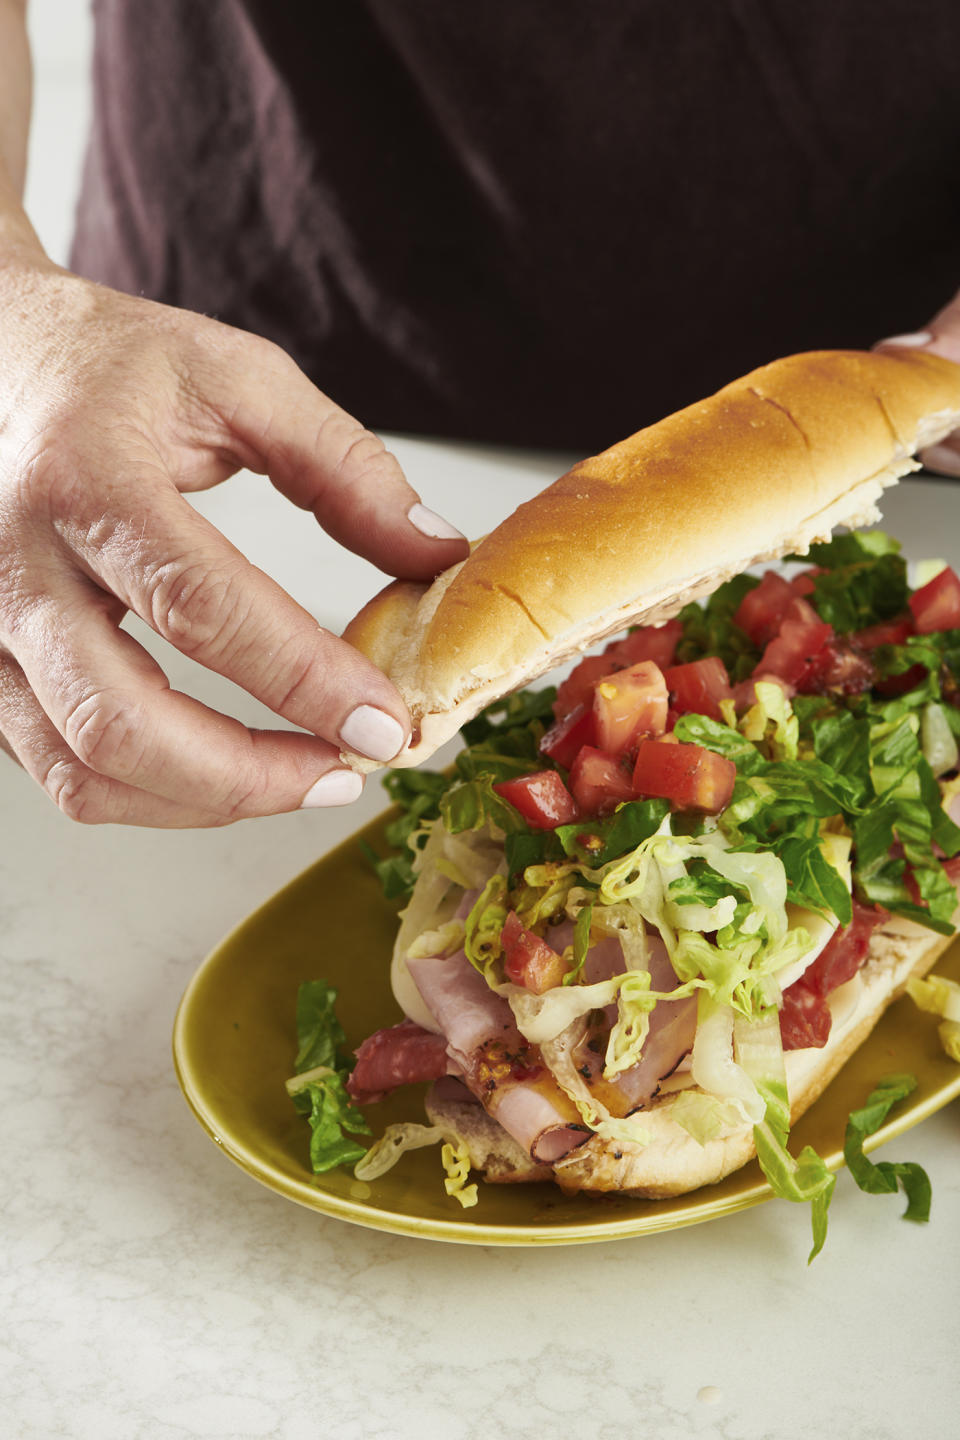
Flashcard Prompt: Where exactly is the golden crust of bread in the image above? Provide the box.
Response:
[342,349,960,771]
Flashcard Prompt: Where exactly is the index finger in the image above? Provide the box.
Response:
[71,480,414,764]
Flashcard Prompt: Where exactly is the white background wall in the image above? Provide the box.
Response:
[24,0,94,264]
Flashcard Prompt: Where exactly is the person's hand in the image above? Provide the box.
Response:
[877,292,960,476]
[0,252,468,826]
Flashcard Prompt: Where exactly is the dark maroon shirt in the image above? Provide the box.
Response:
[72,0,960,450]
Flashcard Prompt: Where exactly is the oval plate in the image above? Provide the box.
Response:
[173,811,960,1245]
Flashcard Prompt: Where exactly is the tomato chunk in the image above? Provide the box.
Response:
[539,703,597,768]
[631,739,736,813]
[779,983,832,1050]
[909,565,960,634]
[804,639,876,695]
[734,570,795,646]
[663,656,733,722]
[553,655,615,720]
[756,597,833,688]
[494,771,579,829]
[592,661,669,755]
[605,619,683,671]
[789,568,823,599]
[501,911,568,993]
[569,745,635,816]
[853,616,914,649]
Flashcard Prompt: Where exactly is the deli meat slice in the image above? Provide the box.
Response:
[550,926,697,1113]
[406,951,517,1056]
[407,950,587,1161]
[347,1018,449,1103]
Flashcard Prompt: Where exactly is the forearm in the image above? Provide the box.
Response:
[0,0,45,257]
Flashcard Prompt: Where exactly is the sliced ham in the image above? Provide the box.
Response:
[346,1018,449,1103]
[556,928,697,1114]
[407,951,517,1056]
[408,949,587,1162]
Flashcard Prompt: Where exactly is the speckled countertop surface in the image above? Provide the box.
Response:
[1,443,958,1440]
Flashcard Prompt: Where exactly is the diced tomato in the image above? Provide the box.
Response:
[853,616,914,649]
[553,655,616,721]
[943,854,960,885]
[539,703,597,768]
[663,656,733,722]
[605,619,683,671]
[804,639,876,695]
[874,663,928,699]
[501,911,568,993]
[569,745,635,816]
[909,565,960,634]
[733,570,795,646]
[800,899,888,997]
[789,567,825,598]
[632,739,736,813]
[780,983,832,1050]
[592,660,669,755]
[494,771,579,830]
[756,597,833,688]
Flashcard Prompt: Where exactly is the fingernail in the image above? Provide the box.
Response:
[300,769,364,808]
[877,330,933,348]
[407,502,466,542]
[919,443,960,477]
[338,704,405,762]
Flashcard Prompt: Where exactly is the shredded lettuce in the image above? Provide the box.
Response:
[690,993,764,1126]
[907,974,960,1061]
[603,971,657,1077]
[353,1122,479,1207]
[406,918,466,961]
[753,1119,836,1263]
[564,901,595,984]
[669,1089,750,1144]
[295,1073,371,1174]
[463,874,509,975]
[808,549,908,635]
[598,828,817,1017]
[287,980,372,1173]
[921,702,960,777]
[842,1074,931,1221]
[738,681,800,761]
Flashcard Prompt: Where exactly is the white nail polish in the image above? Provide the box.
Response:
[407,502,466,542]
[877,331,933,348]
[339,704,405,762]
[300,769,364,808]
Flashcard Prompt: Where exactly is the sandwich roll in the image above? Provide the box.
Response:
[308,348,960,1244]
[343,349,960,772]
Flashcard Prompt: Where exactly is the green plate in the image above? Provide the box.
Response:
[173,811,960,1245]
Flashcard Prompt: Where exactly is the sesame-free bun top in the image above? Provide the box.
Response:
[344,349,960,769]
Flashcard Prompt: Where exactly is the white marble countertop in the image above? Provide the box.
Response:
[1,439,958,1440]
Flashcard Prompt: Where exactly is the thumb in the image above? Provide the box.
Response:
[212,335,470,578]
[876,294,960,477]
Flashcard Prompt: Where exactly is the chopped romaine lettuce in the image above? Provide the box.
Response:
[842,1074,931,1221]
[288,980,372,1173]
